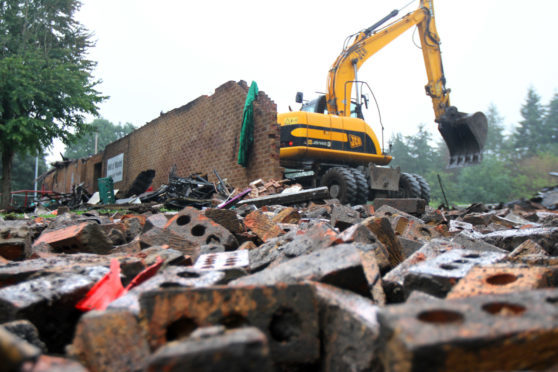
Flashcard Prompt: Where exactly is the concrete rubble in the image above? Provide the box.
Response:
[0,190,558,371]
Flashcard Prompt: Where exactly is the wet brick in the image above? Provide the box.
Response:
[243,209,284,242]
[447,265,556,299]
[313,282,381,371]
[204,208,244,233]
[382,239,461,302]
[378,288,558,371]
[231,244,383,302]
[403,249,506,298]
[145,326,272,372]
[0,267,108,353]
[165,207,238,250]
[68,309,150,372]
[32,222,113,255]
[108,266,225,315]
[330,204,362,231]
[0,221,33,261]
[0,325,41,372]
[139,283,319,364]
[373,198,426,215]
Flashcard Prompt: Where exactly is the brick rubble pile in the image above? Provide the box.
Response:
[1,196,558,371]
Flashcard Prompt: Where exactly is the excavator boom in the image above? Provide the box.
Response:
[326,0,487,166]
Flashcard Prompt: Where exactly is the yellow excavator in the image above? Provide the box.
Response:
[278,0,487,205]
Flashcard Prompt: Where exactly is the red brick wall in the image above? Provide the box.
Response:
[43,81,282,195]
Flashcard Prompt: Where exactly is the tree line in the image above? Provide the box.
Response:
[389,88,558,206]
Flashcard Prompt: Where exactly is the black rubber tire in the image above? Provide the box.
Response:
[321,167,357,205]
[413,173,431,203]
[349,167,369,205]
[399,173,422,199]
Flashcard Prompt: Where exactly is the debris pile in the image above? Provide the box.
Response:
[1,194,558,371]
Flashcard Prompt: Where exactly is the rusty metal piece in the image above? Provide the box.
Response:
[68,309,150,372]
[139,283,319,364]
[32,222,113,255]
[144,326,272,372]
[378,288,558,371]
[447,265,556,299]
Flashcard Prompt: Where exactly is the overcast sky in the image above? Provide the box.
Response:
[49,0,558,161]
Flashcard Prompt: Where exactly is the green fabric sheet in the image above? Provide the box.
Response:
[237,81,259,167]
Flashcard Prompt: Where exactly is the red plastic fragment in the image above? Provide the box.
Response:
[125,256,164,291]
[76,256,163,312]
[75,259,125,312]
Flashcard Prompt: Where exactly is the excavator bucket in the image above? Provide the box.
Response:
[437,109,488,167]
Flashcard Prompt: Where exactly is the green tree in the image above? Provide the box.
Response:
[0,152,48,190]
[389,124,438,176]
[0,0,105,208]
[484,104,506,157]
[64,118,135,159]
[457,158,515,204]
[543,92,558,155]
[512,88,546,158]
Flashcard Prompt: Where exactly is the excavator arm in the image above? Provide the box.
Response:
[326,0,487,167]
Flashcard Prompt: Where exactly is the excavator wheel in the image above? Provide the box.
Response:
[413,174,431,203]
[321,167,357,205]
[398,173,422,199]
[349,167,369,205]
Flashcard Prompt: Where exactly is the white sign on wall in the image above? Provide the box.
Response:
[106,153,124,182]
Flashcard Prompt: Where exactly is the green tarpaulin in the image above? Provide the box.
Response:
[237,81,259,167]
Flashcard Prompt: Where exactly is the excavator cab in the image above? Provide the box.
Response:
[437,107,488,167]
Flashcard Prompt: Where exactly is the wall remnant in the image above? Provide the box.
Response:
[42,80,281,195]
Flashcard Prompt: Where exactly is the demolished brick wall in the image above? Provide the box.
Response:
[43,153,103,194]
[42,81,281,194]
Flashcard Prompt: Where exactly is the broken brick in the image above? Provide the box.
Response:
[68,309,150,372]
[231,244,384,302]
[447,265,556,299]
[243,209,284,242]
[0,221,33,261]
[403,249,506,298]
[204,208,244,233]
[271,207,301,224]
[330,204,362,231]
[139,283,319,364]
[373,198,426,215]
[0,326,41,372]
[165,207,238,250]
[313,282,381,372]
[0,267,108,353]
[144,326,272,372]
[378,288,558,371]
[32,222,113,255]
